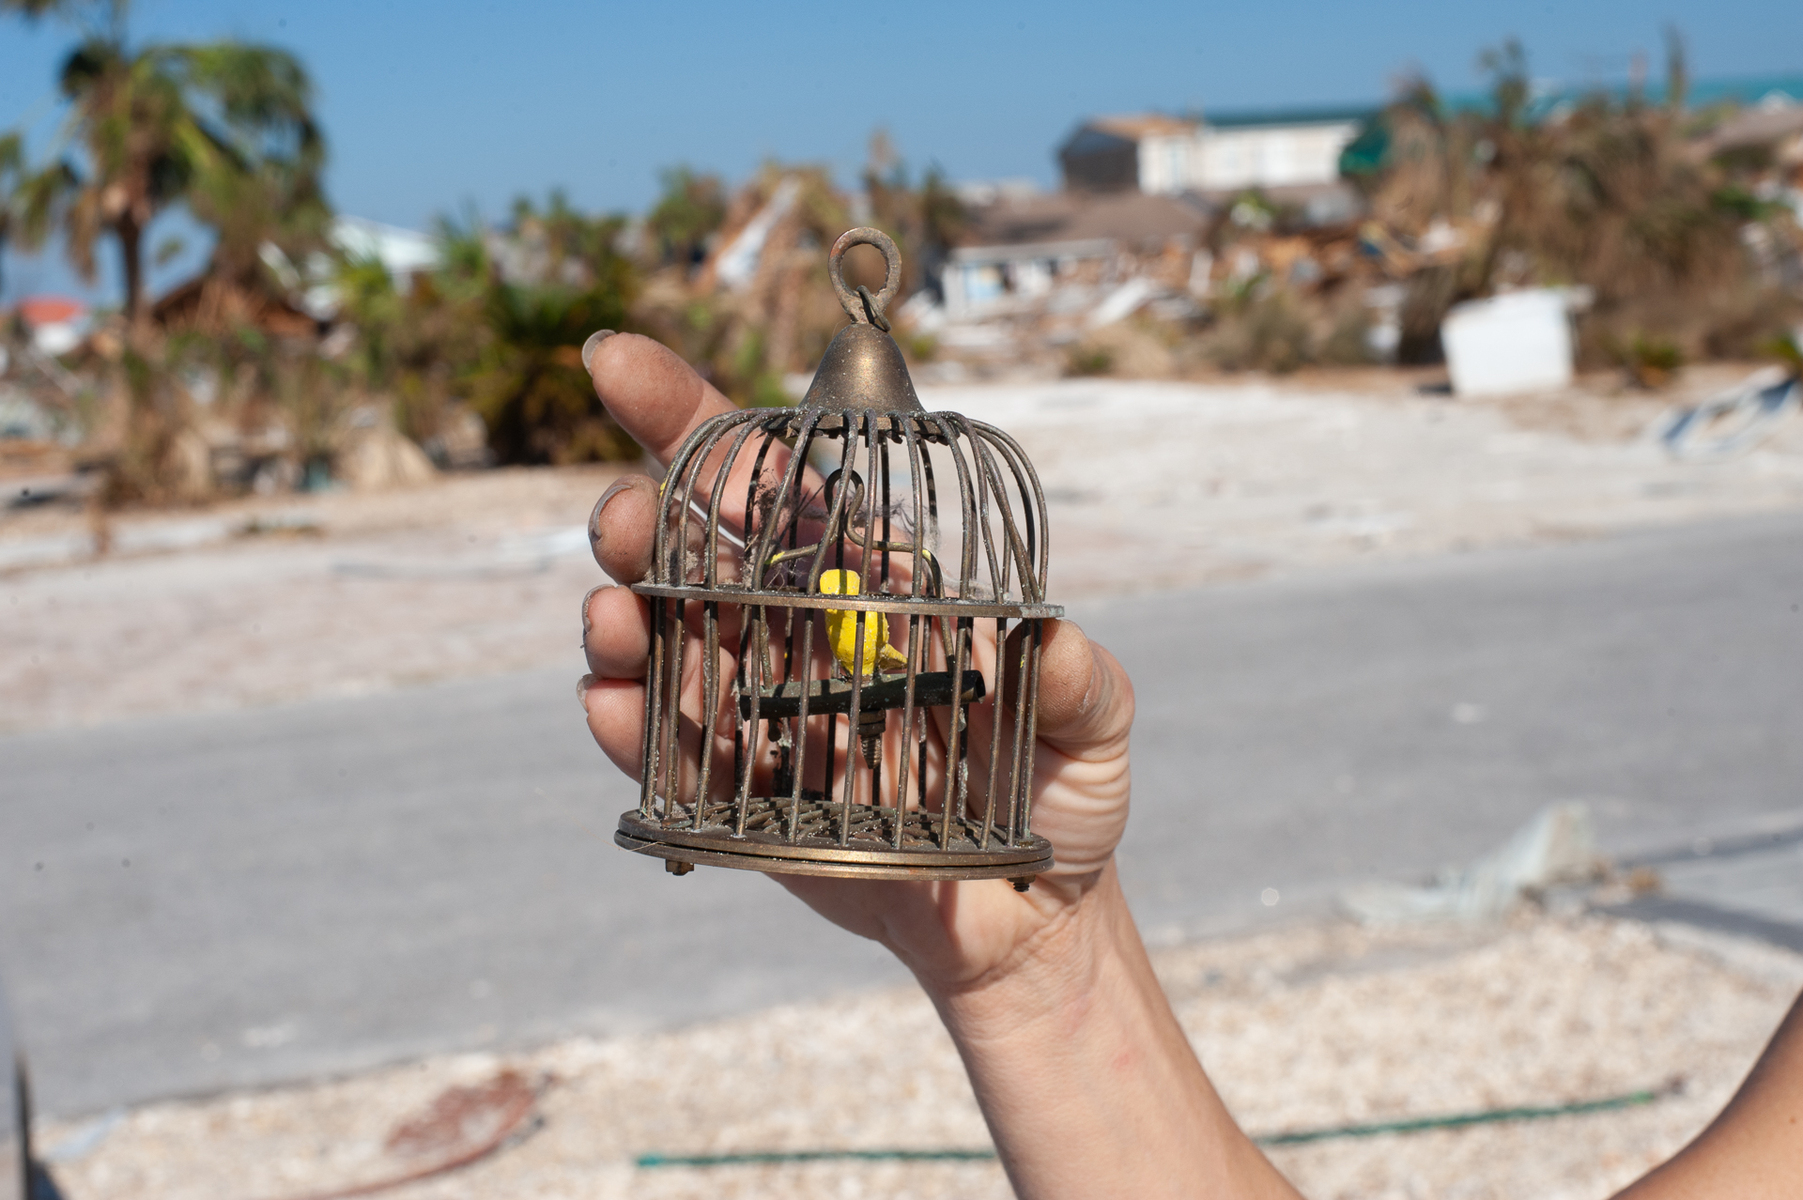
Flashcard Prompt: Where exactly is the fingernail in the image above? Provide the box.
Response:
[581,584,607,641]
[577,672,597,712]
[581,329,617,374]
[589,478,633,545]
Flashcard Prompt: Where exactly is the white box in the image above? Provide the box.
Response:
[1440,289,1574,396]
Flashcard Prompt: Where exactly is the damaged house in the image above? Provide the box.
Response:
[920,188,1210,358]
[1058,107,1372,223]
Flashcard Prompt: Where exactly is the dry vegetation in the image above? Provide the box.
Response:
[1190,39,1803,376]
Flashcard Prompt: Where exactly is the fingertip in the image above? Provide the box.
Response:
[1032,619,1133,754]
[1034,617,1094,710]
[587,333,737,464]
[585,584,652,679]
[580,329,616,374]
[589,474,658,583]
[586,676,648,779]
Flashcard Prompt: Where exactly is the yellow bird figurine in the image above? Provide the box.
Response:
[818,569,908,677]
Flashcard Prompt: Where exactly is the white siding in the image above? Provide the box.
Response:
[1190,121,1360,191]
[1136,134,1195,195]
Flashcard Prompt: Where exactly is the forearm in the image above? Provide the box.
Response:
[921,862,1301,1200]
[1615,990,1803,1198]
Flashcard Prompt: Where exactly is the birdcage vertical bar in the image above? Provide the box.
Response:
[973,437,1023,596]
[835,413,879,843]
[840,609,866,846]
[693,598,720,829]
[788,610,817,842]
[888,417,929,846]
[860,411,882,802]
[981,614,1007,850]
[929,414,980,596]
[971,436,1029,603]
[730,423,782,834]
[974,422,1050,598]
[662,597,687,820]
[756,413,821,838]
[892,613,924,847]
[1006,620,1033,847]
[675,423,734,583]
[878,423,893,590]
[735,606,765,835]
[940,616,971,850]
[969,431,1007,606]
[917,422,940,584]
[822,677,839,822]
[931,414,980,851]
[1018,617,1045,841]
[740,425,780,569]
[799,425,860,827]
[640,593,667,817]
[747,409,821,590]
[693,418,753,825]
[651,413,738,577]
[703,420,760,585]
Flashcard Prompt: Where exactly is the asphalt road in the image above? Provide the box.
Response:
[3,511,1801,1115]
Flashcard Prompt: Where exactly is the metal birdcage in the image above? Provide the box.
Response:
[615,229,1063,887]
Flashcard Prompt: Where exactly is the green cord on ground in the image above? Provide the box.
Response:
[1253,1086,1668,1146]
[634,1083,1677,1168]
[637,1147,998,1168]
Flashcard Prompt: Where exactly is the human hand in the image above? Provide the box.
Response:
[578,332,1135,997]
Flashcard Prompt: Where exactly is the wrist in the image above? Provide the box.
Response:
[918,859,1135,1044]
[912,862,1300,1199]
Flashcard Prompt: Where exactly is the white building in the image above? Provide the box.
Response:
[1060,108,1371,198]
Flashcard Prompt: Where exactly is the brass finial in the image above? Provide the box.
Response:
[800,228,923,413]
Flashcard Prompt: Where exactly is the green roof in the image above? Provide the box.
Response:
[1203,105,1377,129]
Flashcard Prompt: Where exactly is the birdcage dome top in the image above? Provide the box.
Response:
[637,228,1059,619]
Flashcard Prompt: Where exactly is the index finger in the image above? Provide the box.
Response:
[584,330,850,583]
[585,331,739,467]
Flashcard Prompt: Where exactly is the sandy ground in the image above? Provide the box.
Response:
[0,467,626,734]
[4,366,1802,734]
[36,912,1803,1200]
[947,366,1803,595]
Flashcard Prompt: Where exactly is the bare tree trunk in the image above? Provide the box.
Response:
[117,216,144,329]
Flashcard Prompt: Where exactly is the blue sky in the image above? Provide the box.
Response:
[3,0,1800,306]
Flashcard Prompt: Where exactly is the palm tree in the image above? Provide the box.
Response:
[5,0,325,327]
[0,131,23,299]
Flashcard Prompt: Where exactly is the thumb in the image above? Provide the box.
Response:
[1012,619,1134,761]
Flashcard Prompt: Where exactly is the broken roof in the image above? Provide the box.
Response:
[1695,98,1803,156]
[1068,107,1376,144]
[15,296,86,327]
[959,191,1209,255]
[1085,113,1200,140]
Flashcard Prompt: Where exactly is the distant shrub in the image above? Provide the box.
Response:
[1209,290,1313,374]
[1318,305,1377,367]
[1620,334,1685,388]
[1066,345,1114,376]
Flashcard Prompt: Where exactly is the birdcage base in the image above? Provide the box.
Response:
[616,798,1054,881]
